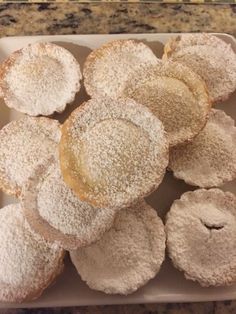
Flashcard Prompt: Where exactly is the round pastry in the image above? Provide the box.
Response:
[169,109,236,188]
[0,203,64,303]
[163,34,236,103]
[166,189,236,287]
[70,201,166,295]
[0,42,82,116]
[164,33,232,55]
[59,97,169,209]
[0,116,60,197]
[21,156,118,250]
[123,61,210,146]
[83,39,159,98]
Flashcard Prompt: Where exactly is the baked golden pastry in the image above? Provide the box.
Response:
[0,203,64,303]
[0,116,60,197]
[123,61,210,146]
[166,189,236,287]
[60,97,169,209]
[21,156,118,250]
[163,34,236,103]
[83,39,159,98]
[0,42,82,116]
[169,109,236,188]
[70,201,165,295]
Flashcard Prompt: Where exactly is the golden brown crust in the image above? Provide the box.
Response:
[123,61,211,146]
[163,34,236,104]
[60,97,169,209]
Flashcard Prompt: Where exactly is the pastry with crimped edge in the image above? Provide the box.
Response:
[0,42,82,116]
[21,156,118,250]
[83,39,159,98]
[163,34,236,103]
[70,200,165,295]
[0,203,64,303]
[166,189,236,287]
[123,61,211,146]
[59,97,169,209]
[0,116,60,197]
[169,109,236,188]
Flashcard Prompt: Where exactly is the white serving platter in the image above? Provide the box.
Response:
[0,33,235,308]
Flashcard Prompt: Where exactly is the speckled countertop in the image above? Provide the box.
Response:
[0,3,235,37]
[0,2,236,314]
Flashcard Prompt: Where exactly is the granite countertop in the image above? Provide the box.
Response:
[0,3,235,37]
[0,2,236,314]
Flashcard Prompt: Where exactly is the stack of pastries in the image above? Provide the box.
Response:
[0,33,235,303]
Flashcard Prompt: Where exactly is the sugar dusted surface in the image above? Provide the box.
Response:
[0,116,60,196]
[169,109,236,188]
[2,42,82,116]
[80,119,151,192]
[166,189,236,287]
[0,204,63,299]
[123,61,210,146]
[70,201,166,295]
[168,33,231,52]
[36,161,117,241]
[60,97,169,208]
[166,41,236,103]
[84,39,159,98]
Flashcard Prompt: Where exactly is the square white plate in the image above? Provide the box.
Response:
[0,33,235,308]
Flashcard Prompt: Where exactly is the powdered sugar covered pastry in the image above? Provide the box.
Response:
[166,189,236,287]
[0,116,60,197]
[169,109,236,188]
[21,156,118,250]
[164,33,232,54]
[123,61,210,146]
[0,42,82,116]
[0,203,64,303]
[60,97,169,209]
[83,39,159,98]
[70,201,165,295]
[163,34,236,103]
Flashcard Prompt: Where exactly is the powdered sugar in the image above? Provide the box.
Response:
[0,116,60,196]
[0,203,64,302]
[21,157,118,249]
[70,201,166,295]
[166,189,236,287]
[84,39,160,98]
[60,97,169,209]
[169,109,236,187]
[123,61,210,146]
[164,35,236,103]
[166,33,232,53]
[1,42,82,116]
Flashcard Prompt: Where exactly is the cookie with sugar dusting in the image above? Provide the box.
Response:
[164,33,231,54]
[59,97,169,209]
[0,116,60,197]
[163,34,236,103]
[166,189,236,287]
[70,200,165,295]
[0,203,64,303]
[83,39,159,98]
[169,109,236,188]
[123,61,210,146]
[0,42,82,116]
[21,156,118,250]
